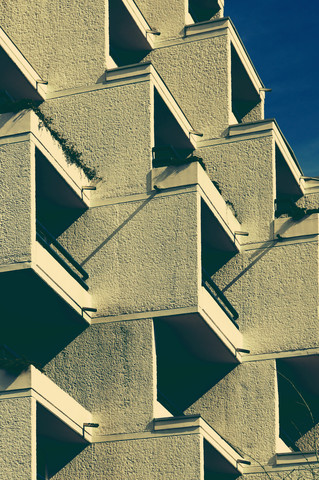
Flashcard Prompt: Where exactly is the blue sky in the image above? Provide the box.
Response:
[225,1,319,176]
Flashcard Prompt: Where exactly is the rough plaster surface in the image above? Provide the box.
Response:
[0,396,35,480]
[42,82,152,198]
[147,35,230,138]
[0,141,32,265]
[297,193,319,210]
[58,191,199,316]
[135,0,186,41]
[0,0,106,90]
[52,434,202,480]
[213,241,319,355]
[44,319,155,435]
[197,135,275,243]
[186,360,277,463]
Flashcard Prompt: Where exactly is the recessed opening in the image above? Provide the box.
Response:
[37,403,87,479]
[0,46,42,103]
[204,440,240,480]
[36,148,89,287]
[277,356,319,452]
[154,314,237,415]
[152,89,194,167]
[201,199,238,324]
[275,146,303,218]
[231,45,261,123]
[36,148,87,238]
[188,0,221,23]
[109,0,151,67]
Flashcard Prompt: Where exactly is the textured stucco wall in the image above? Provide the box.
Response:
[197,135,275,243]
[57,190,199,316]
[0,396,36,480]
[0,0,106,90]
[41,81,152,198]
[51,434,202,480]
[186,360,278,463]
[44,319,155,435]
[0,141,33,265]
[147,34,230,138]
[213,241,319,355]
[135,0,186,41]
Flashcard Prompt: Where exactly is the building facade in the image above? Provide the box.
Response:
[0,0,319,478]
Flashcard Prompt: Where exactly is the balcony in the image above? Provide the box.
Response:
[152,161,244,413]
[277,355,319,452]
[154,415,249,478]
[184,17,264,125]
[0,26,47,102]
[0,109,94,365]
[108,0,155,68]
[0,366,93,479]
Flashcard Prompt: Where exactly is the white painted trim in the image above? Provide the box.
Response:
[0,26,47,98]
[276,451,319,466]
[242,348,319,363]
[121,0,155,49]
[33,242,92,324]
[198,286,242,356]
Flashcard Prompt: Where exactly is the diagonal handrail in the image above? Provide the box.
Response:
[36,220,89,289]
[202,268,239,327]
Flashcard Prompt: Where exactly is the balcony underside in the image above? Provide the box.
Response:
[0,268,89,366]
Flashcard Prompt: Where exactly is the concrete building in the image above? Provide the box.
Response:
[0,1,318,479]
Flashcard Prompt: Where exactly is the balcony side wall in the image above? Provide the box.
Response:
[44,319,155,435]
[0,141,33,266]
[213,241,319,355]
[41,82,152,199]
[147,34,231,138]
[0,0,107,90]
[0,396,36,480]
[51,434,202,480]
[186,360,278,464]
[196,134,276,243]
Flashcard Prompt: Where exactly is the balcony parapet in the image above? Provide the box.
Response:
[0,27,47,100]
[0,365,93,441]
[0,109,92,205]
[152,161,242,249]
[275,214,319,242]
[154,415,249,475]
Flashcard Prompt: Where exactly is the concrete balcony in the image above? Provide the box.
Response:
[151,161,244,413]
[107,0,156,68]
[154,415,249,478]
[0,26,47,101]
[0,366,93,479]
[0,110,94,365]
[277,355,319,451]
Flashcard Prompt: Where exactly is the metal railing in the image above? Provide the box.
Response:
[202,268,239,327]
[36,220,89,290]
